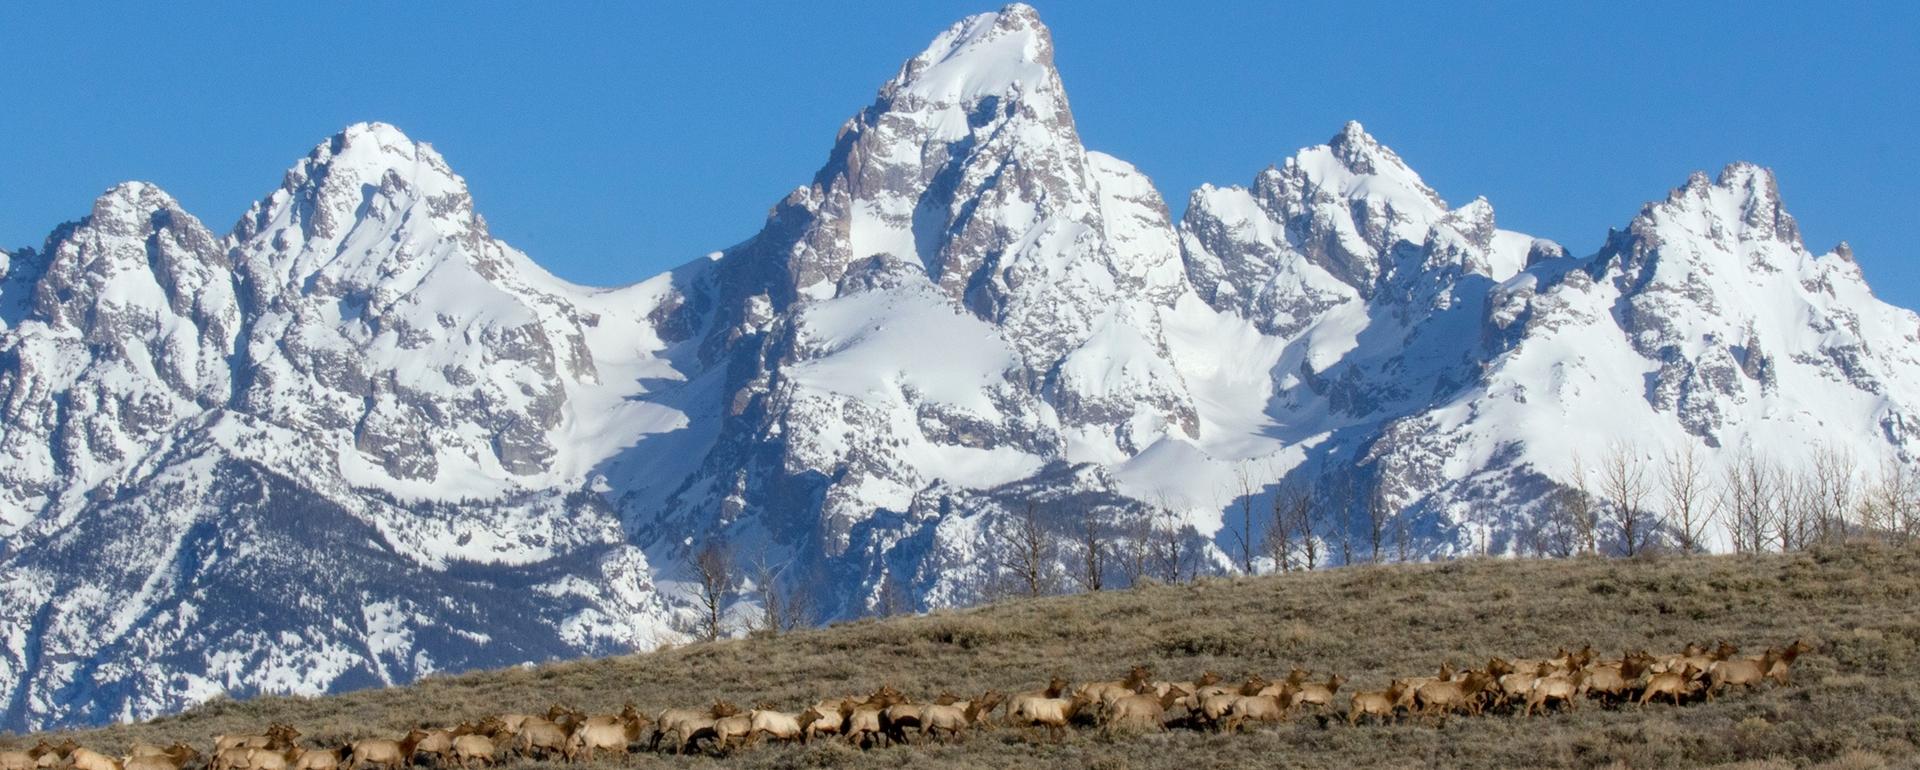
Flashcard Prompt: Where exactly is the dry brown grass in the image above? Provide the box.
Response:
[12,543,1920,769]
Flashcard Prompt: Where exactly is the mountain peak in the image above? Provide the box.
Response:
[236,122,477,249]
[303,121,462,196]
[1287,121,1447,216]
[885,3,1057,107]
[82,181,192,236]
[1660,161,1800,248]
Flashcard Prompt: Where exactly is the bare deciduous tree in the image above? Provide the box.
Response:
[1071,504,1109,592]
[1227,464,1259,575]
[1297,484,1321,570]
[1723,450,1776,554]
[1151,503,1191,584]
[1774,466,1814,552]
[1001,501,1055,597]
[1116,506,1154,588]
[1265,483,1306,572]
[1862,457,1920,543]
[1808,444,1855,544]
[1568,452,1599,555]
[1896,462,1920,543]
[1660,444,1713,554]
[1365,481,1391,564]
[749,559,815,637]
[1526,490,1579,559]
[1329,473,1357,566]
[1600,443,1653,556]
[684,540,733,642]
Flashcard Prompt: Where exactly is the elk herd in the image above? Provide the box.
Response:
[0,639,1814,764]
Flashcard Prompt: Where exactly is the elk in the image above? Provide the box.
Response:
[698,714,754,754]
[844,691,902,750]
[217,726,298,756]
[1257,668,1311,698]
[1347,679,1410,726]
[124,745,200,770]
[67,749,122,770]
[564,712,646,761]
[651,702,739,755]
[450,735,499,770]
[1101,686,1189,736]
[1582,652,1653,706]
[920,692,1004,743]
[288,748,342,770]
[1638,663,1703,707]
[510,718,568,760]
[1706,648,1782,700]
[1394,663,1456,712]
[344,740,405,770]
[1524,667,1588,716]
[1218,691,1290,734]
[1010,693,1094,742]
[1080,665,1154,706]
[1289,673,1346,717]
[881,694,952,745]
[745,707,805,746]
[1156,671,1223,700]
[405,728,455,768]
[1414,671,1494,720]
[1004,676,1071,725]
[798,699,850,743]
[1767,640,1815,685]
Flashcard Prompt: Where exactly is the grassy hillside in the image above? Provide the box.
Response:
[16,544,1920,769]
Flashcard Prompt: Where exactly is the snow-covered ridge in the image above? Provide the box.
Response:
[3,2,1916,732]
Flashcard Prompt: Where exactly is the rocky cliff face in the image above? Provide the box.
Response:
[3,2,1916,731]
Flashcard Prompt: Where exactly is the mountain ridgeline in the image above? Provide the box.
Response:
[2,4,1916,731]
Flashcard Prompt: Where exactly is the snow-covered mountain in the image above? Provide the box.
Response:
[3,3,1916,730]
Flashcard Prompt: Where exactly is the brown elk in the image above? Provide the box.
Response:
[1101,685,1189,736]
[1289,673,1346,717]
[1347,679,1410,726]
[1009,692,1094,742]
[66,748,122,770]
[1004,676,1071,725]
[1766,639,1815,685]
[651,701,740,755]
[564,710,646,761]
[844,691,903,749]
[1524,667,1588,716]
[216,725,298,756]
[1706,648,1783,700]
[1581,652,1653,706]
[344,740,405,770]
[1414,671,1494,720]
[288,747,342,770]
[745,707,805,747]
[919,691,1004,743]
[449,735,499,770]
[124,745,200,770]
[27,741,75,770]
[1080,665,1154,706]
[797,699,850,743]
[1218,691,1290,734]
[1638,663,1703,707]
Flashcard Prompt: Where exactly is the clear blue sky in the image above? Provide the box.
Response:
[3,2,1915,309]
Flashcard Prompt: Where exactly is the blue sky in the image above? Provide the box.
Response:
[3,2,1915,308]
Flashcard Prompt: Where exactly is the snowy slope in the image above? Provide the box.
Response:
[3,2,1918,731]
[0,127,690,731]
